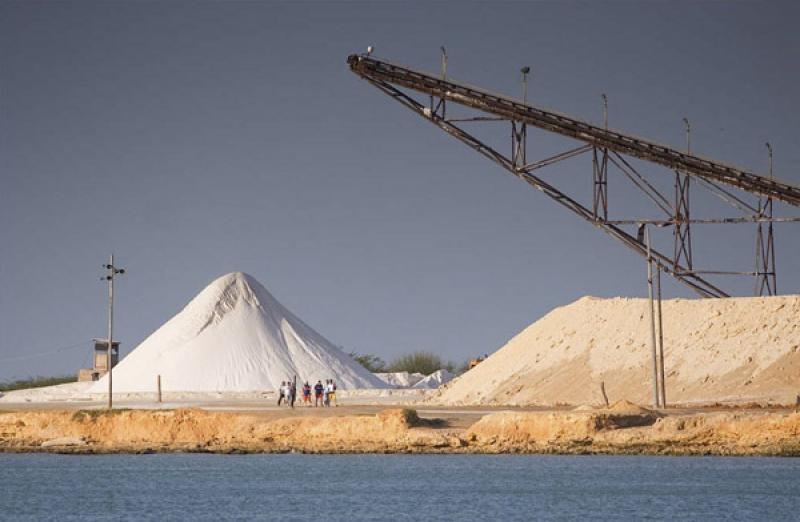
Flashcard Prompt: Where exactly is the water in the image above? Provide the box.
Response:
[1,454,799,521]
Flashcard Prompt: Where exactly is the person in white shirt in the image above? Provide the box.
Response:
[328,380,337,407]
[277,381,286,406]
[323,379,331,407]
[285,381,293,407]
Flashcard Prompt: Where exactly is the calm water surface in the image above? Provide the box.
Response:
[1,454,799,521]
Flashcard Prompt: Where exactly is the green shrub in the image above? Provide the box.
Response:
[71,409,131,422]
[349,351,386,372]
[350,349,471,376]
[0,375,75,392]
[399,408,420,426]
[387,351,447,376]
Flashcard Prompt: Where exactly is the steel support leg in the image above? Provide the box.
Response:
[593,147,608,221]
[512,121,526,171]
[755,195,777,295]
[673,172,693,272]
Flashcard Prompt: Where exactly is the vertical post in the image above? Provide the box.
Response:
[521,66,530,104]
[645,227,660,408]
[683,118,691,154]
[107,254,114,410]
[756,142,776,296]
[767,144,776,293]
[656,265,666,408]
[157,374,162,403]
[103,255,124,410]
[512,67,530,173]
[593,95,609,222]
[674,118,693,274]
[440,46,447,80]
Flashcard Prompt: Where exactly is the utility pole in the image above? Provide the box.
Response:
[103,254,125,409]
[520,66,530,104]
[656,265,666,408]
[511,66,531,172]
[683,117,691,154]
[642,225,660,408]
[602,93,608,129]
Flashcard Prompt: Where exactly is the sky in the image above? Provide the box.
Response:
[1,1,798,381]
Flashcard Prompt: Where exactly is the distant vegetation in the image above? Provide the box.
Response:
[0,375,75,392]
[350,350,469,376]
[349,352,387,373]
[386,351,450,375]
[72,409,130,422]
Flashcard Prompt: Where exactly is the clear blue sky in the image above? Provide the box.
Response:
[1,1,798,380]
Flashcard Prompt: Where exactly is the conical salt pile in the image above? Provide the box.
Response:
[89,272,385,392]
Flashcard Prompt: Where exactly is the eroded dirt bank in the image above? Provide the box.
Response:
[1,403,799,456]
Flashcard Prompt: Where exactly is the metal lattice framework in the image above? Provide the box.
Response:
[348,53,800,298]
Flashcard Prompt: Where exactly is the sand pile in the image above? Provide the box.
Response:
[604,399,652,415]
[89,272,385,393]
[431,295,800,406]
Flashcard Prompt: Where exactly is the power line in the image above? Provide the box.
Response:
[0,341,88,364]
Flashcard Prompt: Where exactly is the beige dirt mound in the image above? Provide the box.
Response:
[0,408,450,453]
[2,408,799,456]
[430,295,800,407]
[605,399,652,415]
[466,410,800,455]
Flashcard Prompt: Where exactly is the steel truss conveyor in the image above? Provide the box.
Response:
[348,52,800,298]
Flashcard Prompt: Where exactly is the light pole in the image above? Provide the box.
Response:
[103,254,125,409]
[520,66,530,104]
[656,264,666,408]
[682,117,691,153]
[766,142,773,178]
[601,94,608,129]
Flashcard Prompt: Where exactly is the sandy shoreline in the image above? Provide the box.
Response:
[2,402,799,457]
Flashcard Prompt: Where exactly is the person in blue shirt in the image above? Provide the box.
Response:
[314,380,324,407]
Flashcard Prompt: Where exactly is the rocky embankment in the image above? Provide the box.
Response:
[1,402,799,456]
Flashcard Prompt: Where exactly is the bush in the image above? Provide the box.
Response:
[387,351,448,376]
[72,409,131,422]
[399,408,420,426]
[349,352,386,373]
[0,375,75,392]
[350,349,471,377]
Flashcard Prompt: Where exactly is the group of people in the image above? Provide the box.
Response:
[277,379,338,408]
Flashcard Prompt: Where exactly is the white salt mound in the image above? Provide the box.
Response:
[0,382,92,403]
[374,372,425,388]
[431,295,800,406]
[88,272,386,393]
[413,369,454,389]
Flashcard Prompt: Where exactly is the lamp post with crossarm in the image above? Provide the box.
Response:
[103,254,125,409]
